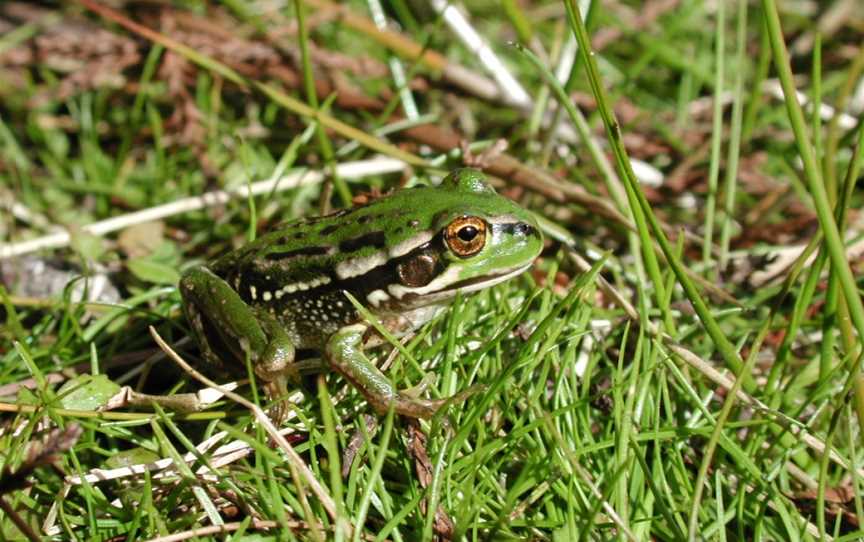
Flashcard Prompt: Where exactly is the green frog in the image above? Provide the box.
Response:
[179,168,542,418]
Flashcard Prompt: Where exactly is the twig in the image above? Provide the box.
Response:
[0,192,60,233]
[147,326,351,538]
[0,497,41,542]
[304,0,504,103]
[140,519,382,542]
[0,157,406,260]
[366,0,419,119]
[429,0,531,107]
[65,388,304,486]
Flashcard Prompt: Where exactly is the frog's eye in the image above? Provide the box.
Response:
[445,216,487,257]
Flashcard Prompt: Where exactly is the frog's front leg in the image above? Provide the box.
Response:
[179,266,297,410]
[325,324,446,418]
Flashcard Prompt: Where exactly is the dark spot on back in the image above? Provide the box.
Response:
[319,224,340,236]
[358,214,374,224]
[339,231,386,253]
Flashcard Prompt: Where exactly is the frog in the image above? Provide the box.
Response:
[179,168,543,418]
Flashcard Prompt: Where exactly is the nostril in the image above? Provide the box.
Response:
[513,223,535,237]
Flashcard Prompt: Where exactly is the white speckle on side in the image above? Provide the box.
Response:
[274,276,332,297]
[263,291,273,302]
[367,289,390,307]
[312,276,332,288]
[336,252,387,279]
[250,285,258,300]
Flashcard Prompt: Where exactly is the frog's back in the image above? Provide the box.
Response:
[210,191,427,293]
[207,189,438,346]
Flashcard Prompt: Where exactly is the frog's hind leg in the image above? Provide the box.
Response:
[179,266,297,418]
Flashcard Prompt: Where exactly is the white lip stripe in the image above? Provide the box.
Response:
[447,267,528,298]
[450,264,531,293]
[388,266,460,299]
[385,263,533,307]
[388,263,531,301]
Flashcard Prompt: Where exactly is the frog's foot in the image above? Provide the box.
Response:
[263,377,292,425]
[447,384,486,406]
[401,374,437,398]
[396,384,486,418]
[393,383,486,418]
[389,394,444,419]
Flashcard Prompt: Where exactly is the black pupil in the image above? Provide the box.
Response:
[458,225,478,242]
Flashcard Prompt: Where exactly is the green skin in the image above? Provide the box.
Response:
[180,169,543,418]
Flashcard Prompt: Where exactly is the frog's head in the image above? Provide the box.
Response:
[381,169,543,309]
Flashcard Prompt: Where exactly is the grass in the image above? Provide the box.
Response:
[1,0,863,540]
